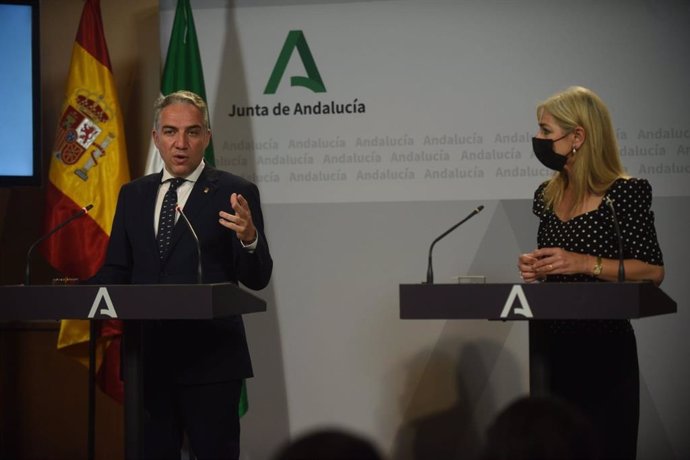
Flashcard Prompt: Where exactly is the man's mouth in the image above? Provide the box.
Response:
[172,153,188,164]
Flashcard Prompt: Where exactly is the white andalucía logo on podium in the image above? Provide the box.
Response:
[87,287,118,318]
[500,285,534,318]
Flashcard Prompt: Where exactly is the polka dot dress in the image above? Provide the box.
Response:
[533,177,664,333]
[534,177,664,282]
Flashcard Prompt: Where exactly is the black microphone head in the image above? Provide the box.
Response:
[84,203,94,212]
[476,205,484,212]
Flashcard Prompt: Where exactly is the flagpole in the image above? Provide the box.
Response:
[88,321,98,460]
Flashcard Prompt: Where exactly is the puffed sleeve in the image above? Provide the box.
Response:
[606,178,664,265]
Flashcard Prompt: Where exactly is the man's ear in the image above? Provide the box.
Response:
[152,129,160,149]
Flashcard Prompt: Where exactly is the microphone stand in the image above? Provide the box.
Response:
[426,205,484,284]
[605,197,626,282]
[24,204,93,285]
[176,205,203,284]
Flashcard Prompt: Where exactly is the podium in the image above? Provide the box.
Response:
[400,282,676,320]
[399,282,676,392]
[0,282,266,460]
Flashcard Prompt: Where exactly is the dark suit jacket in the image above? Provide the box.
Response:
[94,166,272,385]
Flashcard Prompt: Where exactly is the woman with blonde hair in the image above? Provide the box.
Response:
[518,86,665,459]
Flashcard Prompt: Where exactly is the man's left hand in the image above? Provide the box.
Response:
[219,193,257,244]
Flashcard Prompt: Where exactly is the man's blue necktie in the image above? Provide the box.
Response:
[157,177,185,260]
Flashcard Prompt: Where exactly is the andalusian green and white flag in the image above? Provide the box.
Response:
[145,0,215,174]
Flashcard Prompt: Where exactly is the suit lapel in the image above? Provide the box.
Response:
[181,166,220,221]
[146,172,163,247]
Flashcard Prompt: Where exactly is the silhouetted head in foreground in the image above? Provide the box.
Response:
[273,428,384,460]
[481,395,598,460]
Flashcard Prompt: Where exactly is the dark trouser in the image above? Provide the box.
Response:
[143,379,242,460]
[531,321,639,460]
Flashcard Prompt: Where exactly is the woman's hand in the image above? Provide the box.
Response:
[527,247,589,276]
[518,252,542,283]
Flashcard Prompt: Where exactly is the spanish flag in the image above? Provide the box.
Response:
[42,0,129,402]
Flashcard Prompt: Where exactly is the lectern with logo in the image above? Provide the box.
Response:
[0,282,266,460]
[399,282,676,391]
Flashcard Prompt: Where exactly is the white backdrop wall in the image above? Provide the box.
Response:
[159,1,690,459]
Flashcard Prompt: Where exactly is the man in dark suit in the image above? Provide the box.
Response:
[94,90,272,459]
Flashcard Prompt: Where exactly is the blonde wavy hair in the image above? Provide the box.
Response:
[538,86,627,212]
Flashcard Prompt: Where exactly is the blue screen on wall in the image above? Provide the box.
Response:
[0,0,40,187]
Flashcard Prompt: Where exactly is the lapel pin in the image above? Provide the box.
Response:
[203,187,209,194]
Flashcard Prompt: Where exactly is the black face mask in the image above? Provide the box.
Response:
[532,134,569,171]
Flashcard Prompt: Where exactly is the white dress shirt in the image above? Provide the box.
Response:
[153,161,205,236]
[153,161,258,251]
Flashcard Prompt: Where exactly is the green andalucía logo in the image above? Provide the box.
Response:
[264,30,326,95]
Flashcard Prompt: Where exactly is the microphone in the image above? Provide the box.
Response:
[25,204,94,285]
[604,197,626,282]
[426,205,484,284]
[176,204,203,284]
